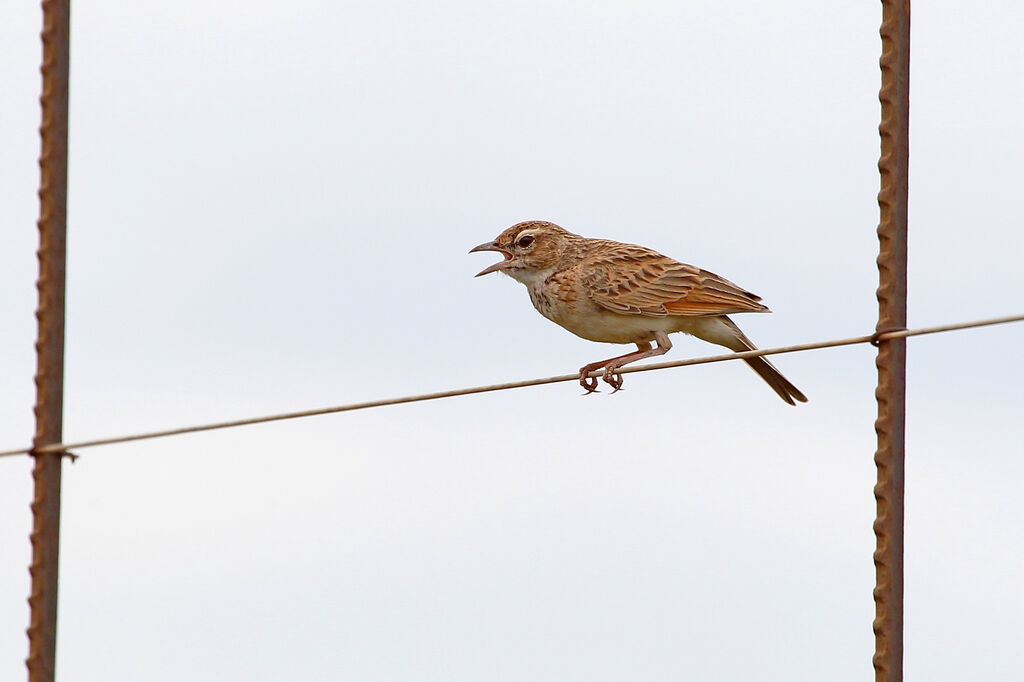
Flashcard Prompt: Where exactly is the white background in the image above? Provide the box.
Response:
[2,2,1022,680]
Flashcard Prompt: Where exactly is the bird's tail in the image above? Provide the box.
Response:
[721,317,808,405]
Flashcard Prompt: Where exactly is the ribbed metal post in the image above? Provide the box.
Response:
[873,1,910,681]
[27,0,71,680]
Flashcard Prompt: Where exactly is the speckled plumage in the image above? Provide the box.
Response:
[471,221,807,403]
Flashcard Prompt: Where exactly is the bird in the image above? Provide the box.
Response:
[470,220,808,404]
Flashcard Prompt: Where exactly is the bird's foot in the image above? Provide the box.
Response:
[602,367,625,392]
[578,367,601,394]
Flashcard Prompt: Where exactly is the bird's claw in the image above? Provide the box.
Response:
[603,368,624,392]
[579,366,624,393]
[579,370,600,394]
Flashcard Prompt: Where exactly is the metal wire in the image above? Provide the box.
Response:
[0,313,1019,460]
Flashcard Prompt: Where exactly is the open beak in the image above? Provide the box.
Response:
[469,240,514,277]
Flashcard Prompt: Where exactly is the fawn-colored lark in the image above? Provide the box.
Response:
[471,220,807,404]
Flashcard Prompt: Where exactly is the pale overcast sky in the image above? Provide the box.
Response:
[2,2,1022,681]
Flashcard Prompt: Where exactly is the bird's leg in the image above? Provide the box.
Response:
[600,332,673,391]
[578,349,638,393]
[591,342,652,392]
[578,334,672,393]
[579,341,655,393]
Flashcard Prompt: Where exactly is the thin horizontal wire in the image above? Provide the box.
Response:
[1,312,1021,459]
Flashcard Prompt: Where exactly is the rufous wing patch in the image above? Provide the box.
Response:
[581,241,769,318]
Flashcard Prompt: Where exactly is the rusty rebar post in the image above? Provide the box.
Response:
[874,1,910,681]
[27,0,71,681]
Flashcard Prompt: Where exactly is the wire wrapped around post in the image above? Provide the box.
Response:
[27,1,71,681]
[874,1,910,681]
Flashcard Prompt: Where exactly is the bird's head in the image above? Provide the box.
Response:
[469,221,577,282]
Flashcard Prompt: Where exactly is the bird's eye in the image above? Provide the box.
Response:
[517,235,535,248]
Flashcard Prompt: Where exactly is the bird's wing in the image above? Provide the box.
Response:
[579,241,770,317]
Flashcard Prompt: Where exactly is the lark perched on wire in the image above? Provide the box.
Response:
[470,220,807,404]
